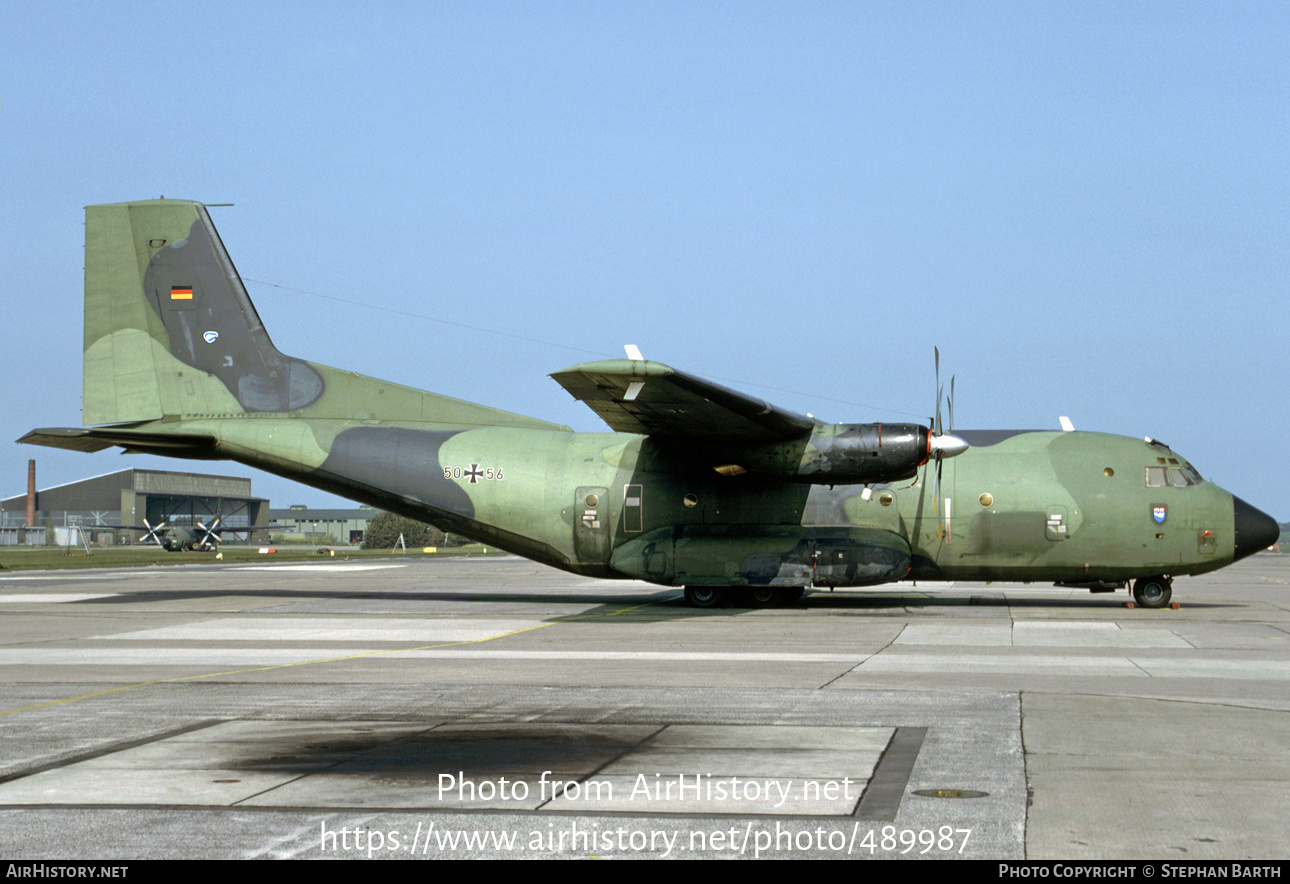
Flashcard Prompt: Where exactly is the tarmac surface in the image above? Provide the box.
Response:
[0,553,1286,859]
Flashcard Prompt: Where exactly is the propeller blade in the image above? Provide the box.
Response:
[197,517,222,548]
[142,519,164,548]
[933,347,942,435]
[948,376,955,432]
[933,454,944,539]
[928,348,962,544]
[933,454,941,511]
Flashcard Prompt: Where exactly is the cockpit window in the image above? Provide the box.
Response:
[1146,464,1204,487]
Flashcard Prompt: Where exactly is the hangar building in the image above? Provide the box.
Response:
[1,468,270,546]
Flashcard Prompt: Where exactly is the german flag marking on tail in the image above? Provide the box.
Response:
[170,286,193,300]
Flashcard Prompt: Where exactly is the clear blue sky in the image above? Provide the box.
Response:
[2,2,1286,519]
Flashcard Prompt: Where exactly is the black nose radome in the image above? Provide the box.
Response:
[1233,496,1280,562]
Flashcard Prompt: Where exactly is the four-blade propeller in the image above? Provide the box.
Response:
[195,517,222,549]
[929,347,968,541]
[140,518,167,549]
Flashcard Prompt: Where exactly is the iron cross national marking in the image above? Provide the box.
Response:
[465,464,485,484]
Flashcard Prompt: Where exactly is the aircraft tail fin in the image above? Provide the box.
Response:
[80,199,565,431]
[83,200,324,425]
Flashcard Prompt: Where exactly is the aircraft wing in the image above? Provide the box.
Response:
[550,359,817,442]
[18,427,219,456]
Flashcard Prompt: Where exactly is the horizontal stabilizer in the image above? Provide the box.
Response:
[18,427,219,456]
[551,359,816,442]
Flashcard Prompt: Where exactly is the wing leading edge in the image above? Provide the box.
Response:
[550,359,817,443]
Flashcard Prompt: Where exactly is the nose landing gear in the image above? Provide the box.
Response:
[1131,576,1172,609]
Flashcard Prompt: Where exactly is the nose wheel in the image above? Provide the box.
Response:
[1132,576,1172,608]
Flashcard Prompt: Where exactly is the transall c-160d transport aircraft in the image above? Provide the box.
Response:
[20,200,1280,608]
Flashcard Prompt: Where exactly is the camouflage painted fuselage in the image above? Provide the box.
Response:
[203,417,1242,589]
[22,200,1277,600]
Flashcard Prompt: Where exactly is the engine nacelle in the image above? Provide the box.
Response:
[795,422,929,484]
[724,422,949,485]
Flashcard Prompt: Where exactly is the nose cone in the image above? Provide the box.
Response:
[1233,496,1280,562]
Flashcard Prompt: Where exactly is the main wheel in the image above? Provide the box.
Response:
[747,587,778,607]
[684,586,727,608]
[1132,576,1172,609]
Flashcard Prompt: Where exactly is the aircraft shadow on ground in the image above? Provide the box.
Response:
[71,586,1233,617]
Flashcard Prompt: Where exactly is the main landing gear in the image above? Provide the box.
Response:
[683,586,806,608]
[1131,575,1173,609]
[683,586,727,608]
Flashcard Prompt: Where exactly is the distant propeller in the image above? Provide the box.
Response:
[196,517,222,550]
[141,519,166,549]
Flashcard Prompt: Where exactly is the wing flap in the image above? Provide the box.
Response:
[550,359,816,442]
